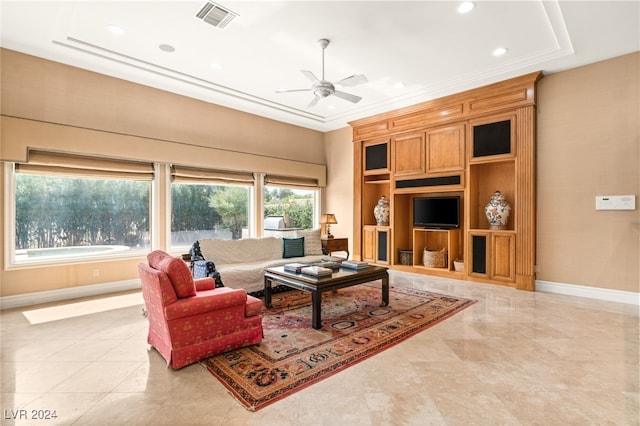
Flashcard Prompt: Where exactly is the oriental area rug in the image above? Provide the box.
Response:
[202,283,476,411]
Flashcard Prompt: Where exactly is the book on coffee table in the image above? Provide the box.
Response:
[284,263,310,274]
[300,266,333,277]
[312,261,341,270]
[321,257,345,263]
[341,260,369,270]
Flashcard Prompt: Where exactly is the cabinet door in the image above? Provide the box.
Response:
[469,114,516,163]
[468,232,489,278]
[469,231,515,283]
[491,233,515,282]
[426,124,465,174]
[362,226,376,262]
[376,228,390,264]
[392,133,425,177]
[363,140,389,174]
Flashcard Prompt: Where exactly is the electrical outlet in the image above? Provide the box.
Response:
[595,195,636,210]
[92,269,100,277]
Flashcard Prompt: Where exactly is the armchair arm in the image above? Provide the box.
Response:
[164,287,248,320]
[194,277,215,291]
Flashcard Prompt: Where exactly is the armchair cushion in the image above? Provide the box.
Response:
[245,295,263,317]
[148,250,196,298]
[164,287,248,320]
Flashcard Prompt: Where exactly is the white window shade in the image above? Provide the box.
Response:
[16,150,154,180]
[264,174,319,189]
[171,165,254,185]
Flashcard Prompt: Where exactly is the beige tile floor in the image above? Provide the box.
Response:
[1,271,638,425]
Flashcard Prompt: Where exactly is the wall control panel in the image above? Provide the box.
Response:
[595,195,636,210]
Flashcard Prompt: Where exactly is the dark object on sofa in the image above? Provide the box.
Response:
[190,241,224,288]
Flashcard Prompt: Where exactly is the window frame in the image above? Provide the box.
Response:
[262,173,321,234]
[5,162,159,268]
[168,166,256,253]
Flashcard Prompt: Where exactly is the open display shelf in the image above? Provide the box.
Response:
[413,228,461,273]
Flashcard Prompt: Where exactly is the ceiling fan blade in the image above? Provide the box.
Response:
[333,90,362,103]
[308,96,320,107]
[276,88,311,93]
[301,70,320,83]
[335,74,368,87]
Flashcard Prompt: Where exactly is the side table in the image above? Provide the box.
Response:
[321,237,349,259]
[181,253,195,274]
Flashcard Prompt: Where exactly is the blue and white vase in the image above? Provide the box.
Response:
[485,191,511,230]
[374,196,390,226]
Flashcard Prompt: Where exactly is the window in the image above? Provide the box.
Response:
[10,151,154,264]
[171,183,251,247]
[264,187,316,230]
[170,166,254,251]
[264,175,319,233]
[8,152,321,264]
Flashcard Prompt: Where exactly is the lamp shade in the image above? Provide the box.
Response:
[320,214,337,225]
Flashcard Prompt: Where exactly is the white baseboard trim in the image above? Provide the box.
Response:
[0,279,141,310]
[3,278,636,310]
[536,280,640,306]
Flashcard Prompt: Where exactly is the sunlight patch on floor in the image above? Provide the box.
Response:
[22,292,144,324]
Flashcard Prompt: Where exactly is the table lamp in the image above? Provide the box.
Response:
[320,214,337,239]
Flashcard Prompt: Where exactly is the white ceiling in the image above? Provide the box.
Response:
[1,1,638,132]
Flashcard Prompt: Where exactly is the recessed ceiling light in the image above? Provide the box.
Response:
[328,105,336,110]
[159,44,175,53]
[210,62,223,70]
[107,24,125,35]
[457,2,476,14]
[393,81,405,89]
[493,47,508,57]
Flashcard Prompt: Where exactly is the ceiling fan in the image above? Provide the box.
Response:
[276,38,368,107]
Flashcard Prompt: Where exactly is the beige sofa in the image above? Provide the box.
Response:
[198,229,327,294]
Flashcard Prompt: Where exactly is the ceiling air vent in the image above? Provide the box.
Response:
[195,1,238,29]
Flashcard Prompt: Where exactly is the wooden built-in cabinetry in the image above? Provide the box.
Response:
[350,72,542,290]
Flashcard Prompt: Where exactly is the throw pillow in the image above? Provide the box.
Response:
[295,229,323,255]
[158,256,197,298]
[282,237,305,258]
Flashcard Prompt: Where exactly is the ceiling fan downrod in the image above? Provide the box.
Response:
[318,38,329,81]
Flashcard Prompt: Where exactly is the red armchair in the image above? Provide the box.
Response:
[138,250,263,369]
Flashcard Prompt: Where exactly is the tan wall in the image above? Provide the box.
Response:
[536,52,639,293]
[0,49,326,297]
[1,47,638,298]
[0,49,325,166]
[322,127,355,253]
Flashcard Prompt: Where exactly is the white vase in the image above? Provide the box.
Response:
[374,196,390,226]
[484,191,511,230]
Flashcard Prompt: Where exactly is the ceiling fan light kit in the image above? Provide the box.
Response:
[277,38,367,107]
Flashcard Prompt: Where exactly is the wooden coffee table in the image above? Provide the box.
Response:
[264,265,389,329]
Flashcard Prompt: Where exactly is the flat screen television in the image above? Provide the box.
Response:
[413,196,460,229]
